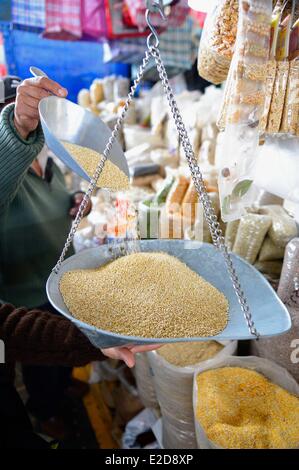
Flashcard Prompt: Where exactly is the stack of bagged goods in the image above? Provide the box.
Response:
[147,341,237,449]
[224,205,298,282]
[193,356,299,449]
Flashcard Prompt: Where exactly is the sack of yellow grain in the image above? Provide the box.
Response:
[198,0,238,85]
[193,356,299,449]
[147,341,237,449]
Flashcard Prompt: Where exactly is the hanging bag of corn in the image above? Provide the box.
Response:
[193,356,299,449]
[197,0,238,85]
[147,341,237,449]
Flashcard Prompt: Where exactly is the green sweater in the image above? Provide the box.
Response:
[0,104,74,308]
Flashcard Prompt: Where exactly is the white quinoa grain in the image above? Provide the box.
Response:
[59,252,229,338]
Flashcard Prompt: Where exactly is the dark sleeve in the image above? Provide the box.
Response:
[0,303,105,366]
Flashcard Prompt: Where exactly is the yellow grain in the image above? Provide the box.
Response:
[61,141,129,191]
[195,367,299,449]
[158,341,224,367]
[59,252,229,338]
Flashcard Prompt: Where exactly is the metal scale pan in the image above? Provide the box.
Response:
[30,67,129,185]
[46,240,291,349]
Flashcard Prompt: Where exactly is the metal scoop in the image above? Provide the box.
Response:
[30,66,129,183]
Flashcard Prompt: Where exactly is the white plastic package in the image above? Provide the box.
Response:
[193,355,299,449]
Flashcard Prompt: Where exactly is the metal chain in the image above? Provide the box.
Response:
[151,46,260,338]
[52,50,152,274]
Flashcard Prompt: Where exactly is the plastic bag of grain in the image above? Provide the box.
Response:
[197,0,238,85]
[251,238,299,382]
[134,353,160,411]
[147,341,237,449]
[193,356,299,449]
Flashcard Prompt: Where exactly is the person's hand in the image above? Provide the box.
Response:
[69,192,92,219]
[100,344,162,368]
[14,76,68,140]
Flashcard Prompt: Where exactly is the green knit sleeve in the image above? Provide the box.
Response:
[0,103,45,211]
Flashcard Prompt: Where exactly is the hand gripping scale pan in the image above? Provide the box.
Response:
[46,240,291,349]
[30,67,129,184]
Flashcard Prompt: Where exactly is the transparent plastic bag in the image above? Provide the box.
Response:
[193,356,299,449]
[197,0,238,85]
[267,60,290,133]
[218,0,272,222]
[281,58,299,135]
[147,341,237,449]
[135,353,160,411]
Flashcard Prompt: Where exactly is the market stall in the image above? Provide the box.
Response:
[0,0,299,452]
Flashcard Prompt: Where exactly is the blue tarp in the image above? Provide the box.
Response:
[1,25,130,102]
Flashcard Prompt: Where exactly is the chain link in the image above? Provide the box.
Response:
[151,46,259,338]
[53,43,259,338]
[52,50,152,274]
